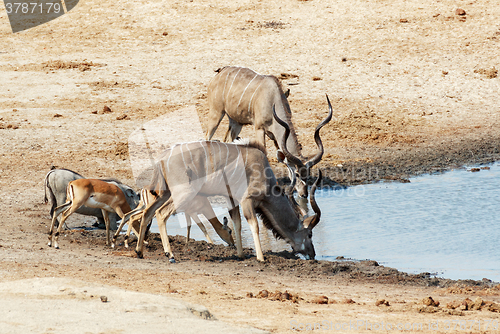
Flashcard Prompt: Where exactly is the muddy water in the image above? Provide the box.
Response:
[153,163,500,282]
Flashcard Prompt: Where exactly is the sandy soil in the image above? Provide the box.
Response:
[1,0,500,332]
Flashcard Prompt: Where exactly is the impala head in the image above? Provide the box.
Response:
[274,94,333,198]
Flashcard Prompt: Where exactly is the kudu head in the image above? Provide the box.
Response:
[289,169,322,260]
[276,114,324,260]
[274,94,333,198]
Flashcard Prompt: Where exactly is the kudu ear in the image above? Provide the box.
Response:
[276,150,286,163]
[303,214,320,230]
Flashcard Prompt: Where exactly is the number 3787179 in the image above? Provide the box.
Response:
[5,2,62,14]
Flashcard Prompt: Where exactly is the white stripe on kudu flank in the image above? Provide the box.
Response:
[226,68,243,106]
[221,68,231,105]
[165,146,175,173]
[248,81,263,114]
[237,74,259,110]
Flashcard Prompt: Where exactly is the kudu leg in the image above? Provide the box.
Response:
[155,200,176,262]
[205,110,225,141]
[229,206,243,258]
[241,201,264,262]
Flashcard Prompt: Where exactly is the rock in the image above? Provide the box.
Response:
[311,296,329,304]
[455,8,466,16]
[472,297,484,310]
[246,292,253,298]
[342,298,356,304]
[422,296,439,307]
[116,114,128,120]
[446,300,462,309]
[257,290,269,298]
[375,299,390,306]
[418,306,439,313]
[102,105,112,113]
[489,302,500,313]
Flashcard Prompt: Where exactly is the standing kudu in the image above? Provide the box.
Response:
[205,66,332,197]
[135,104,331,262]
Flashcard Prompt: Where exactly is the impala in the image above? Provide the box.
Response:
[48,179,135,249]
[111,189,233,249]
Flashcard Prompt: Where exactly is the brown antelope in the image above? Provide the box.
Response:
[111,189,233,249]
[134,103,331,262]
[48,179,135,249]
[205,66,332,197]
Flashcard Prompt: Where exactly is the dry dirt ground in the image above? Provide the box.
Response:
[1,0,500,332]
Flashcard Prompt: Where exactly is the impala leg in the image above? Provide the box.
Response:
[112,204,144,248]
[136,195,169,258]
[193,216,214,244]
[125,211,143,248]
[54,202,81,249]
[156,201,176,262]
[187,213,214,244]
[101,210,112,246]
[229,206,243,257]
[48,202,71,247]
[241,201,264,261]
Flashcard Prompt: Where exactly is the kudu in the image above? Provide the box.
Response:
[134,105,330,262]
[205,66,332,197]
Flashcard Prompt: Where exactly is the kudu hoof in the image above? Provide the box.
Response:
[135,250,143,259]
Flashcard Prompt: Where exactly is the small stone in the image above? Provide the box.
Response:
[100,296,108,303]
[455,8,466,16]
[312,296,329,304]
[103,105,112,113]
[53,114,63,118]
[400,18,409,23]
[257,290,269,298]
[376,299,390,306]
[116,114,128,120]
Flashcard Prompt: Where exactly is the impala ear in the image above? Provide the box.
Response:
[303,214,320,230]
